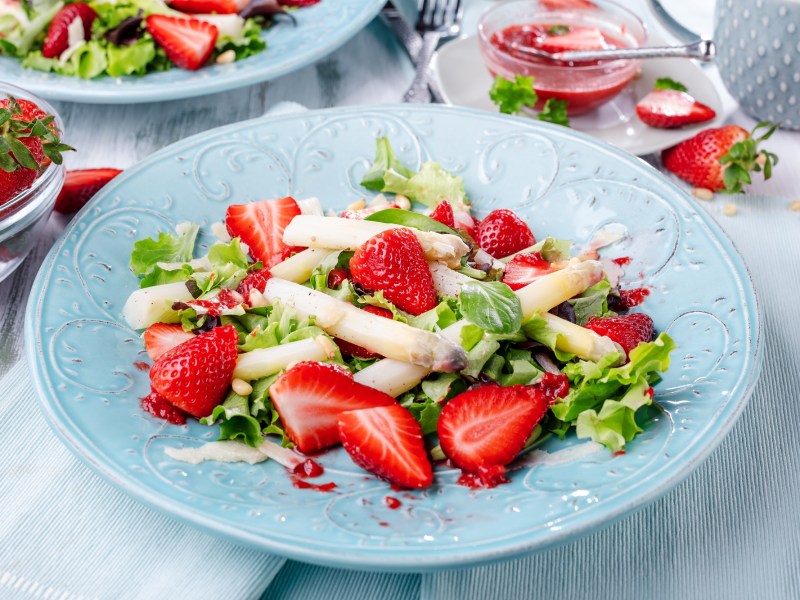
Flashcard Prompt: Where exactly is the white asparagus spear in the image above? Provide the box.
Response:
[263,278,468,372]
[269,248,335,283]
[537,313,624,363]
[282,215,469,268]
[428,262,473,297]
[122,281,194,330]
[233,336,334,381]
[353,260,605,396]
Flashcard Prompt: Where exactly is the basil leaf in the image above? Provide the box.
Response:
[365,208,460,236]
[459,281,522,334]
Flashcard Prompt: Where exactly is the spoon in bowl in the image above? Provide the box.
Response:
[509,38,715,63]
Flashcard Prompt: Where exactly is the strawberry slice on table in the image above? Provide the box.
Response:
[501,252,555,290]
[475,208,536,258]
[636,89,716,129]
[269,362,396,454]
[149,325,238,418]
[143,322,195,361]
[349,227,438,316]
[168,0,247,14]
[335,305,393,360]
[584,312,654,358]
[145,15,218,71]
[338,404,433,489]
[42,3,97,59]
[538,26,606,54]
[437,384,551,474]
[225,196,304,267]
[428,200,455,228]
[54,168,122,214]
[661,122,779,192]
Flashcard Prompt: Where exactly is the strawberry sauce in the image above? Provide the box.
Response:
[133,361,150,372]
[538,372,570,402]
[618,287,650,309]
[384,496,402,509]
[292,458,325,478]
[612,256,632,266]
[291,479,337,492]
[457,465,509,489]
[140,391,186,425]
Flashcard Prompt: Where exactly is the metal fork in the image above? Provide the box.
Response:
[402,0,463,103]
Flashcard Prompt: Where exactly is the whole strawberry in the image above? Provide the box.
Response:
[584,313,654,358]
[0,96,73,204]
[349,228,437,315]
[149,325,239,418]
[475,208,536,258]
[661,122,779,193]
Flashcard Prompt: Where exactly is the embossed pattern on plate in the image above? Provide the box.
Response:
[0,0,384,104]
[25,105,762,571]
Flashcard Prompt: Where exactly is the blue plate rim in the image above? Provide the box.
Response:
[24,104,764,571]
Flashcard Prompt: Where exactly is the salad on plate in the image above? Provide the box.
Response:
[0,0,317,77]
[122,137,675,490]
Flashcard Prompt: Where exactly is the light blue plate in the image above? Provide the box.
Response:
[25,105,762,572]
[0,0,384,104]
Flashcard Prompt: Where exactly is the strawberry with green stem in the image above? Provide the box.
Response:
[0,96,73,204]
[661,121,779,193]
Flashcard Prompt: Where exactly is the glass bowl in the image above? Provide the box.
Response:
[478,0,647,115]
[0,83,65,284]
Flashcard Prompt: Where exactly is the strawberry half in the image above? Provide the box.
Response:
[636,89,716,129]
[269,362,396,453]
[475,208,536,258]
[54,168,122,214]
[42,3,97,59]
[584,312,654,358]
[338,404,433,489]
[143,322,195,360]
[335,305,393,360]
[429,200,455,228]
[169,0,247,14]
[349,228,437,316]
[661,122,779,193]
[437,384,550,473]
[225,196,303,267]
[501,252,554,290]
[150,325,238,418]
[538,26,606,54]
[145,15,218,71]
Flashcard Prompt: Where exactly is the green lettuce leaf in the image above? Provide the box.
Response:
[216,18,266,59]
[139,264,194,289]
[569,279,612,326]
[381,161,467,210]
[107,39,156,77]
[575,380,652,452]
[407,299,460,332]
[130,223,199,277]
[460,281,522,335]
[360,136,414,191]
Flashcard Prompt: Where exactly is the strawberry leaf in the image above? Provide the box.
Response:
[653,77,688,92]
[6,136,38,169]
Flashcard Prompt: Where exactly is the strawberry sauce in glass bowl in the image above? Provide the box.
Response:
[478,0,647,115]
[0,83,66,283]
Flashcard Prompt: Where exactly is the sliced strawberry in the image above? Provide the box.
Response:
[169,0,246,14]
[236,267,271,298]
[143,322,195,361]
[475,208,536,258]
[141,390,187,425]
[501,252,554,290]
[453,209,478,238]
[437,384,550,473]
[539,26,606,54]
[145,15,218,71]
[225,196,303,268]
[54,168,122,214]
[327,267,349,289]
[541,0,596,8]
[335,305,393,360]
[270,362,396,453]
[636,89,716,129]
[584,313,654,358]
[0,98,49,123]
[338,404,433,489]
[349,228,437,316]
[42,3,97,59]
[429,200,455,228]
[150,325,238,418]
